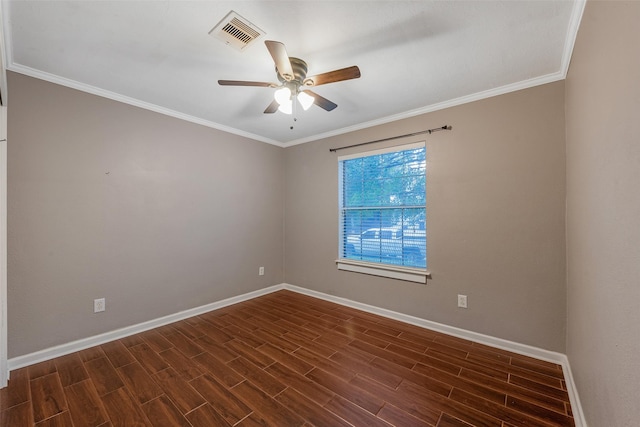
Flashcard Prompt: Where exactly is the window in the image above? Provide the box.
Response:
[337,142,428,283]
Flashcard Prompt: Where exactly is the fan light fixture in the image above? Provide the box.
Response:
[297,91,314,110]
[274,86,314,115]
[218,40,361,117]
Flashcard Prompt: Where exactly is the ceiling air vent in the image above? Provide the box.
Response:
[209,11,265,51]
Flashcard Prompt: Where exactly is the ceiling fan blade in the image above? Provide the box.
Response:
[303,66,361,87]
[218,80,277,87]
[264,100,279,114]
[265,40,294,81]
[304,90,337,111]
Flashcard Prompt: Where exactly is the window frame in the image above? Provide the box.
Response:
[336,142,430,283]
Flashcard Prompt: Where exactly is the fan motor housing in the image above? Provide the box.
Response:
[277,57,308,84]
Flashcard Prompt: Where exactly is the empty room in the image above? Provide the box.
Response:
[0,1,638,426]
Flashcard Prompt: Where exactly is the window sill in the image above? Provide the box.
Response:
[336,259,430,283]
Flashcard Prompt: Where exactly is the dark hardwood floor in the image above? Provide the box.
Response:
[0,290,575,426]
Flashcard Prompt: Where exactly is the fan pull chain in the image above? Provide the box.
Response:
[290,93,298,130]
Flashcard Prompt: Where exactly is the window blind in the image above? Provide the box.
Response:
[339,143,426,269]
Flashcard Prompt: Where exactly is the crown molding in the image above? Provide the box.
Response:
[6,63,283,147]
[285,0,586,147]
[2,62,570,150]
[284,71,566,147]
[0,0,587,149]
[561,0,587,79]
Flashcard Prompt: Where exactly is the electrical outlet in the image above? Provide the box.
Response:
[457,294,468,309]
[259,266,265,276]
[94,298,105,313]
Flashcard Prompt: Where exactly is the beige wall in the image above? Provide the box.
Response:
[7,72,284,358]
[5,46,573,363]
[7,74,568,359]
[565,1,640,425]
[7,5,640,422]
[284,82,567,352]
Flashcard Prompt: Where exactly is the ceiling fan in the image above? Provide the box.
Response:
[218,40,361,115]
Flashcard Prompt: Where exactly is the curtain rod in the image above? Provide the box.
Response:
[329,125,452,153]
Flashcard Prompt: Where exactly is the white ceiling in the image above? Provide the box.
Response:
[1,1,584,146]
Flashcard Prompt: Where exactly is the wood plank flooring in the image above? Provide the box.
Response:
[0,290,575,426]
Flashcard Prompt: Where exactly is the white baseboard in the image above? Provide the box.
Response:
[6,282,586,426]
[7,284,284,371]
[281,283,587,427]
